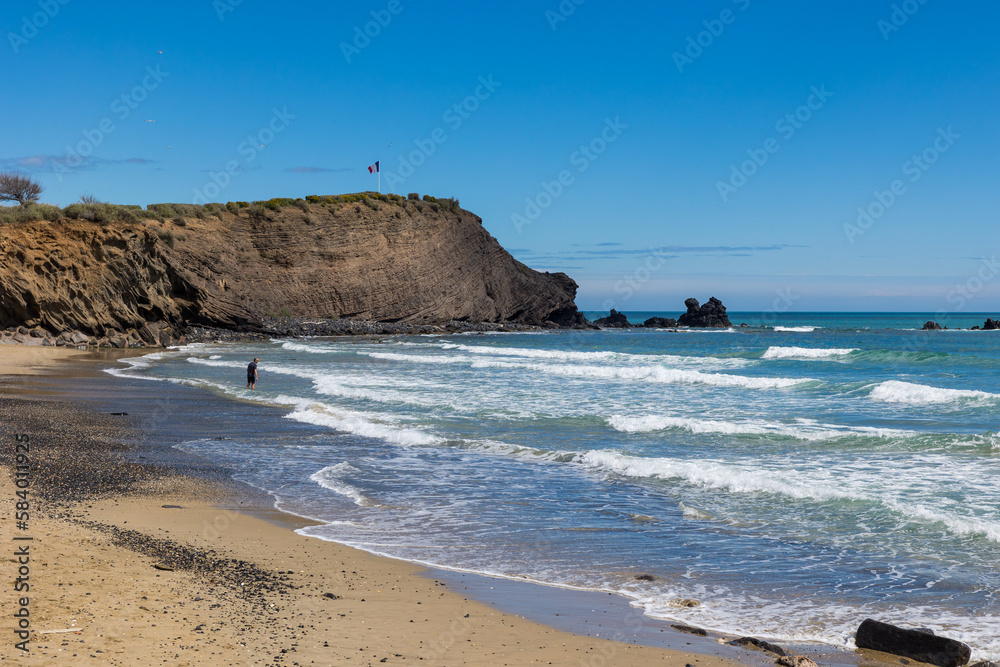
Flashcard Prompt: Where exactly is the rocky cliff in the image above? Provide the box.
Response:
[0,196,583,345]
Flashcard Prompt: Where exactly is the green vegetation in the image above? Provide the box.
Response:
[156,229,175,248]
[0,203,62,224]
[0,191,464,226]
[63,202,142,224]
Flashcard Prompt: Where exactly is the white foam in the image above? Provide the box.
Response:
[363,351,810,390]
[774,326,817,332]
[869,380,999,405]
[280,340,342,354]
[605,415,909,441]
[578,450,862,503]
[761,346,857,360]
[310,463,375,506]
[104,352,166,378]
[480,360,811,390]
[402,341,750,369]
[284,400,441,447]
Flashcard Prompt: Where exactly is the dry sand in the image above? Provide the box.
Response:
[0,346,89,376]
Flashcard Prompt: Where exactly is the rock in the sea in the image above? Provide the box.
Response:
[855,618,971,667]
[726,636,787,656]
[983,318,999,330]
[670,624,708,637]
[594,309,631,328]
[677,297,732,328]
[643,316,678,328]
[923,321,943,330]
[777,656,819,667]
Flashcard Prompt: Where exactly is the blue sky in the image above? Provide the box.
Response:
[3,0,998,312]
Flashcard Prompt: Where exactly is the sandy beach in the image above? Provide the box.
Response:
[0,346,771,666]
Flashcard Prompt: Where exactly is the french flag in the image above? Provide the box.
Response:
[368,160,379,174]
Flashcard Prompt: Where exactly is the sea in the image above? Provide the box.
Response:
[107,312,1000,659]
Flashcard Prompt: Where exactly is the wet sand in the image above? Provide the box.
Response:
[0,346,870,666]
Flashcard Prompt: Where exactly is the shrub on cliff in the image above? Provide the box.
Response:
[0,203,62,224]
[64,202,141,224]
[0,171,42,207]
[156,229,175,248]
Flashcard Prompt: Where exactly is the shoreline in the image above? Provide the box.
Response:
[0,347,756,666]
[0,346,915,666]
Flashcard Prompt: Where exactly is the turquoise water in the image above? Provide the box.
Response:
[110,314,1000,658]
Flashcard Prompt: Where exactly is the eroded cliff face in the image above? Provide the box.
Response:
[0,198,581,342]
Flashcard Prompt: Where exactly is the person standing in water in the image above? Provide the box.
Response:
[247,358,259,389]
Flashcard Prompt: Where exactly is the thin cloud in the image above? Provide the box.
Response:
[285,166,353,174]
[513,244,801,262]
[0,155,156,172]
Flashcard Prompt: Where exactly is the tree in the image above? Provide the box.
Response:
[0,171,43,207]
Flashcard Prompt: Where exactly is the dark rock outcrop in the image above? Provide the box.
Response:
[670,624,707,637]
[594,309,631,328]
[855,619,971,667]
[983,318,999,330]
[677,297,732,328]
[726,636,787,656]
[923,321,943,330]
[643,316,677,328]
[0,198,584,342]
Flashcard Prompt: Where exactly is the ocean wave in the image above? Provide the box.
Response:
[363,351,810,390]
[577,450,1000,543]
[606,415,912,441]
[283,399,441,447]
[104,350,170,378]
[774,326,818,332]
[579,450,860,502]
[869,380,1000,405]
[402,341,750,369]
[761,346,857,360]
[310,463,376,506]
[478,360,812,390]
[280,340,332,353]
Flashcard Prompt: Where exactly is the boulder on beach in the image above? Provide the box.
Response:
[677,297,732,328]
[726,636,787,656]
[922,321,943,330]
[594,309,631,328]
[854,618,971,667]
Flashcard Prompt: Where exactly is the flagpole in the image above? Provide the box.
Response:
[378,165,380,194]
